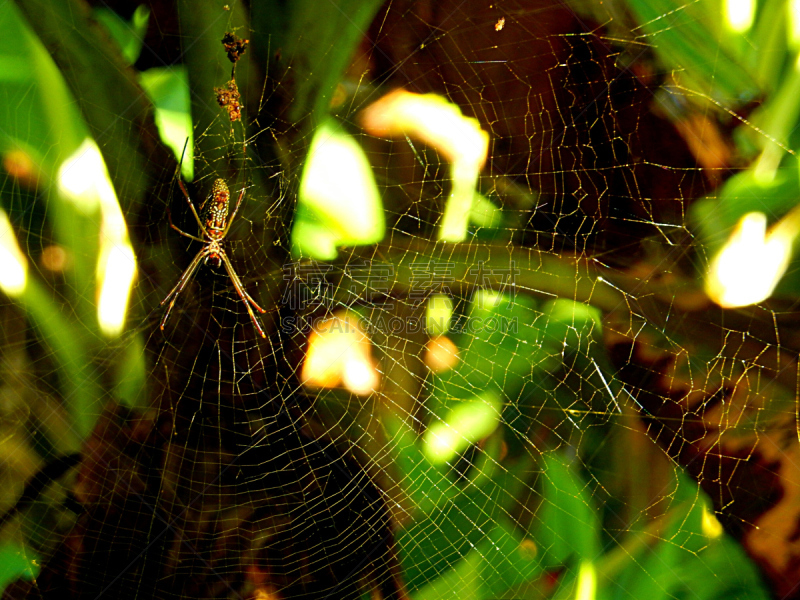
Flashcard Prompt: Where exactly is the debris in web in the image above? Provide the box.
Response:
[214,78,242,122]
[221,31,249,64]
[214,32,248,122]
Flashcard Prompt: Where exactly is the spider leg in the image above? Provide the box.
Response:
[167,206,205,242]
[218,250,267,338]
[215,245,265,312]
[217,185,264,311]
[178,179,210,237]
[240,286,267,313]
[160,249,208,330]
[221,185,248,238]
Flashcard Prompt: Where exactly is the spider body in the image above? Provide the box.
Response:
[201,178,231,268]
[204,179,230,236]
[160,177,266,337]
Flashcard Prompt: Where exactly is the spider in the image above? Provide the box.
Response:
[160,177,267,337]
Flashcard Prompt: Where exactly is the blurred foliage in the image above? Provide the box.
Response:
[0,0,794,598]
[598,0,800,298]
[0,543,38,591]
[292,118,385,259]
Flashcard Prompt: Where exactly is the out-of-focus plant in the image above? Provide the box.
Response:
[0,0,788,598]
[0,0,153,585]
[292,119,385,259]
[600,0,800,306]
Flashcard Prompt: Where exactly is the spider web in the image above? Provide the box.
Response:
[0,1,795,599]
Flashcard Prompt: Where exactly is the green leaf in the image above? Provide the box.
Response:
[422,391,503,465]
[540,298,603,360]
[412,520,542,600]
[621,0,760,107]
[689,157,800,299]
[0,0,108,443]
[139,66,194,180]
[533,452,601,568]
[0,543,39,593]
[114,334,147,410]
[15,0,152,214]
[470,192,503,229]
[691,156,800,248]
[597,472,769,600]
[292,118,385,258]
[93,5,150,65]
[398,480,505,591]
[432,291,549,413]
[255,0,386,126]
[383,415,456,512]
[390,413,533,592]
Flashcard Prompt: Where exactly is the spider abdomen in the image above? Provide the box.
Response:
[205,253,223,268]
[203,178,231,231]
